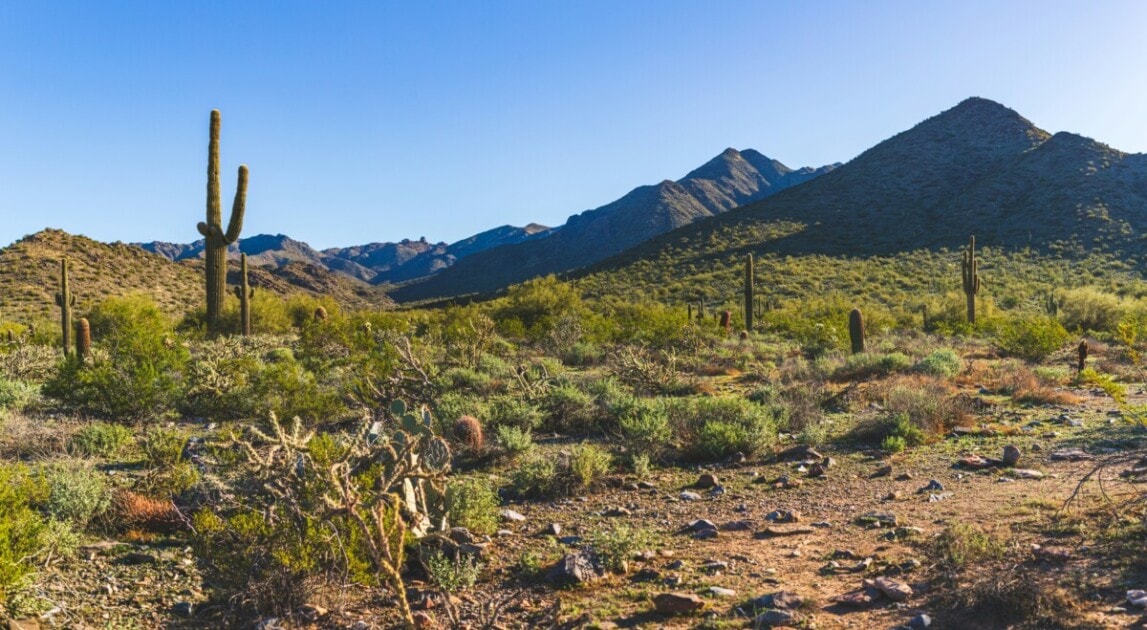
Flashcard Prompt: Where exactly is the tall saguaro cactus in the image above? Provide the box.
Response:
[233,253,254,336]
[744,253,755,333]
[198,109,248,336]
[848,308,865,354]
[961,235,981,324]
[54,258,75,356]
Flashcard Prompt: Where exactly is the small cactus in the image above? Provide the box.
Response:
[453,415,484,452]
[76,317,91,362]
[1077,340,1088,373]
[744,253,755,332]
[961,235,981,324]
[719,310,731,332]
[232,253,254,336]
[54,257,75,356]
[849,308,865,354]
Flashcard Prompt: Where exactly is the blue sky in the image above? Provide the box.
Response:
[2,1,1146,249]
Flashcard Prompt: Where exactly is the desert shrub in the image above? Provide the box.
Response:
[437,367,495,395]
[492,275,587,343]
[35,464,110,529]
[43,295,188,421]
[617,401,672,458]
[0,344,60,382]
[880,375,970,436]
[929,521,1008,572]
[423,549,482,594]
[434,392,487,433]
[445,478,500,535]
[485,395,543,431]
[561,341,605,366]
[914,348,962,377]
[881,434,907,453]
[0,378,38,412]
[495,425,534,458]
[582,376,640,432]
[589,525,650,574]
[568,443,612,489]
[0,464,50,608]
[248,358,345,426]
[139,426,188,469]
[666,396,782,461]
[1078,367,1127,403]
[881,412,926,450]
[831,352,911,381]
[509,454,559,499]
[1001,367,1080,406]
[995,315,1069,362]
[1056,287,1122,333]
[541,383,598,434]
[68,422,134,458]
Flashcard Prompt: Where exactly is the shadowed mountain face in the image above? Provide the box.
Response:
[567,98,1147,300]
[389,149,838,302]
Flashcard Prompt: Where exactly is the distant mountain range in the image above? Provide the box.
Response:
[136,148,837,297]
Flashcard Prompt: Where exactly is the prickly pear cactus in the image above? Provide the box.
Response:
[423,436,452,472]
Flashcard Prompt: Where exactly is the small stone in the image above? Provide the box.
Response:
[909,613,932,628]
[653,592,705,614]
[755,525,816,537]
[778,445,822,461]
[701,560,729,573]
[765,509,799,523]
[686,519,718,532]
[1002,445,1021,467]
[918,479,944,493]
[546,551,604,586]
[603,506,632,517]
[856,511,898,527]
[695,473,720,489]
[558,535,582,545]
[545,523,562,536]
[872,464,894,478]
[693,528,718,540]
[1011,469,1045,480]
[708,586,736,597]
[755,609,799,626]
[172,602,193,618]
[665,559,685,570]
[720,519,755,531]
[679,491,703,502]
[873,576,913,602]
[811,520,832,528]
[807,463,826,478]
[1050,449,1093,462]
[637,481,657,490]
[501,509,527,522]
[412,611,435,629]
[1127,589,1147,608]
[895,472,915,481]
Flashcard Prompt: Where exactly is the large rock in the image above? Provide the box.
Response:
[545,551,603,586]
[1002,445,1021,467]
[653,592,705,615]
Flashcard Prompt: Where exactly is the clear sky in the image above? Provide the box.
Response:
[2,1,1146,249]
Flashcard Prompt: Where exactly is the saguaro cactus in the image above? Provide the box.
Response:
[1077,340,1088,373]
[849,308,865,354]
[744,253,755,333]
[54,258,75,356]
[961,235,981,324]
[232,253,254,336]
[198,110,248,336]
[719,309,731,332]
[76,318,91,362]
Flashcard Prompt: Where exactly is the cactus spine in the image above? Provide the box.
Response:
[54,257,75,356]
[744,253,754,332]
[232,253,254,336]
[961,235,981,324]
[198,110,248,337]
[849,308,865,354]
[76,317,91,362]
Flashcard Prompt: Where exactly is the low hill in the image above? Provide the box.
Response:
[0,229,391,324]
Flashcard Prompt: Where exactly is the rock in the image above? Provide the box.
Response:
[856,511,898,527]
[755,609,799,627]
[895,472,915,481]
[117,552,157,565]
[653,592,705,614]
[755,525,816,537]
[873,576,912,602]
[603,506,632,517]
[1002,445,1021,467]
[958,455,999,469]
[172,602,193,618]
[501,509,527,522]
[831,587,877,607]
[558,535,582,545]
[665,559,685,570]
[546,551,603,586]
[778,445,822,461]
[695,473,720,489]
[708,485,726,497]
[412,611,436,629]
[708,586,736,597]
[637,481,657,490]
[728,451,747,464]
[693,528,719,540]
[701,560,729,573]
[720,519,755,531]
[679,491,703,501]
[823,457,836,468]
[918,479,944,493]
[872,464,894,478]
[754,590,804,610]
[765,509,800,523]
[1127,589,1147,608]
[1050,449,1093,461]
[909,613,932,628]
[544,523,562,536]
[807,463,826,478]
[1011,469,1045,479]
[448,527,475,544]
[927,492,954,502]
[686,518,718,533]
[496,529,514,537]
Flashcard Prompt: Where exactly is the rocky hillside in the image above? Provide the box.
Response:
[390,149,838,302]
[0,230,391,324]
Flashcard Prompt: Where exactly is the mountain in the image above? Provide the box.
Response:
[389,149,838,302]
[566,97,1147,303]
[138,223,552,285]
[0,229,391,324]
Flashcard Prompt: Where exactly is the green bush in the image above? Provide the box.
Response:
[914,349,962,377]
[995,315,1069,362]
[589,525,650,574]
[423,549,482,593]
[542,383,598,434]
[139,426,188,469]
[510,454,558,499]
[68,422,134,458]
[666,396,782,461]
[618,401,671,458]
[43,295,188,421]
[0,378,38,412]
[35,464,110,529]
[494,424,534,458]
[445,478,500,535]
[0,464,50,608]
[486,395,543,431]
[831,352,911,380]
[568,444,612,490]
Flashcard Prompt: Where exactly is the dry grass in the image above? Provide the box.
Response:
[110,489,185,533]
[0,411,81,459]
[1003,367,1082,406]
